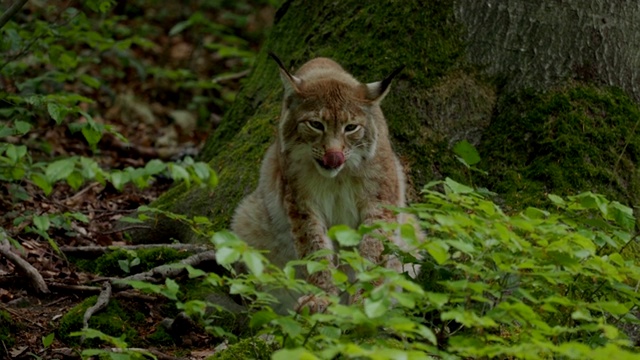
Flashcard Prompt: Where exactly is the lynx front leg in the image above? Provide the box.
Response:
[286,196,338,313]
[350,205,397,305]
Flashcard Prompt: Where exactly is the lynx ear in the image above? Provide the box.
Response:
[269,52,302,95]
[365,65,405,102]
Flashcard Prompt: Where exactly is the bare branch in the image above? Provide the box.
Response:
[0,0,28,30]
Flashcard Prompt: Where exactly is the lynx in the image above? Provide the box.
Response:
[231,54,417,314]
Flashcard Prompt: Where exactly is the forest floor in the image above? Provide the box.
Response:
[0,2,275,359]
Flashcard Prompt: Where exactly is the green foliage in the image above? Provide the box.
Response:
[72,328,154,359]
[131,179,639,359]
[209,337,279,360]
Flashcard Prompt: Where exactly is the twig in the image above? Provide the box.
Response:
[115,250,217,286]
[0,232,49,294]
[59,243,210,257]
[47,282,159,301]
[0,0,28,30]
[81,282,111,343]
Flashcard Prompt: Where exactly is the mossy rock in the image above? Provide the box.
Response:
[479,84,640,212]
[208,337,279,360]
[57,296,142,346]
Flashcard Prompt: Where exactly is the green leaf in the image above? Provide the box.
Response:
[364,297,389,318]
[215,247,240,265]
[79,74,101,89]
[14,121,32,135]
[118,259,130,273]
[444,177,474,194]
[46,158,75,182]
[33,215,50,231]
[273,317,303,338]
[242,251,264,276]
[47,103,65,124]
[328,225,361,247]
[608,202,636,231]
[66,171,84,190]
[250,309,278,329]
[81,123,102,148]
[110,171,129,191]
[144,159,166,175]
[425,240,449,265]
[548,194,566,206]
[162,278,180,300]
[169,20,193,36]
[273,348,319,360]
[42,332,55,348]
[32,173,53,195]
[453,139,481,165]
[170,163,190,185]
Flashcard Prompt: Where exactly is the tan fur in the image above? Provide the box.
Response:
[231,56,416,314]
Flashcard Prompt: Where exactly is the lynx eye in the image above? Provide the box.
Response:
[306,121,325,132]
[344,124,360,133]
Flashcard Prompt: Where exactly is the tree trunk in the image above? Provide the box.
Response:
[132,0,640,243]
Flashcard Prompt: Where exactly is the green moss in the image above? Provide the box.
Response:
[94,247,191,276]
[208,337,278,360]
[0,310,17,355]
[57,296,141,346]
[479,84,640,212]
[147,326,175,346]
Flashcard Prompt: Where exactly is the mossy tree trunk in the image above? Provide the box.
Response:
[133,0,640,243]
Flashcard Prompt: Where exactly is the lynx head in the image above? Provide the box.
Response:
[270,53,402,178]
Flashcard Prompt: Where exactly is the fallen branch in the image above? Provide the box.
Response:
[0,232,49,294]
[81,282,111,343]
[59,243,210,257]
[116,250,217,285]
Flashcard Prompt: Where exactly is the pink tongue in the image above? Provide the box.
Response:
[323,151,345,169]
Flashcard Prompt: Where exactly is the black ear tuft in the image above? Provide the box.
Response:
[380,65,405,94]
[268,52,287,71]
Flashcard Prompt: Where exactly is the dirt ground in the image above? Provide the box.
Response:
[0,2,276,358]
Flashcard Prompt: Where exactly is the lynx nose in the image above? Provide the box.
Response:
[323,151,345,169]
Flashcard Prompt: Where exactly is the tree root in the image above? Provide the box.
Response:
[0,231,49,294]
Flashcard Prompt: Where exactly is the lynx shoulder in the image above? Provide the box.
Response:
[231,54,416,313]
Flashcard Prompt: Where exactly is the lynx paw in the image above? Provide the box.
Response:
[295,294,330,314]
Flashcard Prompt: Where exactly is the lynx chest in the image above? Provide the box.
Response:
[303,175,363,229]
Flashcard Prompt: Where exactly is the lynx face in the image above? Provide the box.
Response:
[282,86,379,178]
[276,60,388,179]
